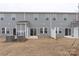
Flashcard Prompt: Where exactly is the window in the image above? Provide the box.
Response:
[64,18,67,21]
[2,31,5,34]
[1,17,4,20]
[46,18,49,20]
[35,18,37,20]
[2,28,5,34]
[2,28,5,30]
[53,18,56,21]
[40,28,43,33]
[12,17,15,20]
[44,28,47,33]
[69,29,71,35]
[40,28,47,34]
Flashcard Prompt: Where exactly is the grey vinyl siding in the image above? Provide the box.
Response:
[0,12,77,37]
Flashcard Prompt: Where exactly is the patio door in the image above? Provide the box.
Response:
[30,28,36,36]
[65,28,71,36]
[13,28,16,35]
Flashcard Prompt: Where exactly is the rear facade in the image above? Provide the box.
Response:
[0,12,79,39]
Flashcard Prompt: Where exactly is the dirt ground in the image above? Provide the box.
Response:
[0,37,79,56]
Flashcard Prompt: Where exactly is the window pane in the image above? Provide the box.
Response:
[2,31,5,34]
[65,28,68,35]
[40,28,43,33]
[45,28,47,33]
[2,28,5,34]
[69,29,71,35]
[2,28,5,30]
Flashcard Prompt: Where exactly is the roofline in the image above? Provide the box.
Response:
[0,11,78,14]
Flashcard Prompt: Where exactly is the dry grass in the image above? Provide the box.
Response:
[0,37,79,56]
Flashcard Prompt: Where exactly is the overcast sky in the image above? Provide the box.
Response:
[0,0,79,12]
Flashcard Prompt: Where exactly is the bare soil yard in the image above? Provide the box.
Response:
[0,37,79,56]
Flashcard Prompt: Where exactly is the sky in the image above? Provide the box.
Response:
[0,0,79,12]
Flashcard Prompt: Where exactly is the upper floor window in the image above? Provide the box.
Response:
[1,17,4,21]
[64,18,67,21]
[35,18,38,20]
[12,17,15,20]
[46,18,49,20]
[53,18,56,21]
